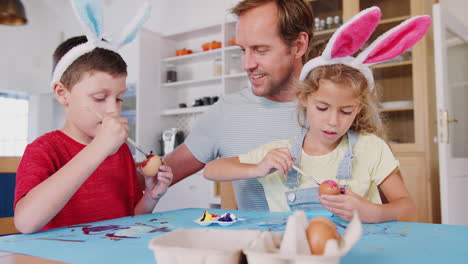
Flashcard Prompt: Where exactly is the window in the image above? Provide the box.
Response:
[0,92,29,156]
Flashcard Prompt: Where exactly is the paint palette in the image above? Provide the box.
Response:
[194,212,245,227]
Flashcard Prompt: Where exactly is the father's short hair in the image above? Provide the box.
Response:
[52,36,127,89]
[231,0,315,63]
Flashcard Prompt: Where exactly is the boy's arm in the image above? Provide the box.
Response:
[14,142,112,234]
[15,114,128,234]
[133,165,173,215]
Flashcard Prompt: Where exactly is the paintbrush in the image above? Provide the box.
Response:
[86,106,150,157]
[292,165,320,186]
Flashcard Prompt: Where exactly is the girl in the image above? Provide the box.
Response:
[204,7,431,223]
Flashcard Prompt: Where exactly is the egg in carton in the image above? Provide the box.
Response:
[244,210,362,264]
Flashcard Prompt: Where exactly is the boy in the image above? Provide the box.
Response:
[14,36,172,234]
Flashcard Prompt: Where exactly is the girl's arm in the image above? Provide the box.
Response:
[204,147,294,182]
[375,170,416,222]
[319,169,416,223]
[204,157,259,181]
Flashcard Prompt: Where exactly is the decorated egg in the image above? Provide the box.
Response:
[319,180,340,195]
[306,216,340,255]
[141,155,162,177]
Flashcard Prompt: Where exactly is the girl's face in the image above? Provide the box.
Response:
[302,79,361,148]
[58,71,127,144]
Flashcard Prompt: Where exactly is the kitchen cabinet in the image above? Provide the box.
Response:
[310,0,439,222]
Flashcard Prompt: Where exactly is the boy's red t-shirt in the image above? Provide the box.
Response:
[14,130,143,231]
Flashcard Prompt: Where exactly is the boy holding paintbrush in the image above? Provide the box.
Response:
[14,1,172,234]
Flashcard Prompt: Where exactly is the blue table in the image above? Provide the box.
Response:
[0,208,467,264]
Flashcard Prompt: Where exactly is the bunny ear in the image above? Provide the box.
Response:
[113,1,151,48]
[357,15,432,64]
[322,6,381,59]
[71,0,104,41]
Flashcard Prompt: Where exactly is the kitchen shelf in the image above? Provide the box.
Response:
[379,106,414,112]
[372,60,412,69]
[161,106,211,116]
[315,28,337,37]
[162,49,222,64]
[162,77,222,88]
[224,45,241,52]
[379,15,411,25]
[224,72,247,79]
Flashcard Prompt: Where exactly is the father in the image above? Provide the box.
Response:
[164,0,315,210]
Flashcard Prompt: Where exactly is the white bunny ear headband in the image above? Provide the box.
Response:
[300,6,432,90]
[51,0,151,87]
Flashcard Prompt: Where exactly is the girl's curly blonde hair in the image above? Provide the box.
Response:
[296,64,386,139]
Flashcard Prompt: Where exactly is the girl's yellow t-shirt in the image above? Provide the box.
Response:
[238,133,399,212]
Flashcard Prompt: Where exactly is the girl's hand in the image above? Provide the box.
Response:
[319,188,380,223]
[254,148,294,177]
[144,165,173,200]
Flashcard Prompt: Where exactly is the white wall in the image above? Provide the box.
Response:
[445,0,468,28]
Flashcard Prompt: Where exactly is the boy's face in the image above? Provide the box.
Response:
[57,71,127,144]
[302,79,361,150]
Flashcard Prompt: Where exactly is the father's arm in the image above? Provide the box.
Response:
[164,144,205,185]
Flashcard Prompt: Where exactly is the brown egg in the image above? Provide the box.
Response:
[141,155,162,177]
[319,180,340,195]
[306,216,340,255]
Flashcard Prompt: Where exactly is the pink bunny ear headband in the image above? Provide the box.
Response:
[300,6,432,90]
[51,0,151,87]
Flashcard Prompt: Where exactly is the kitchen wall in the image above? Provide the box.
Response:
[1,0,467,142]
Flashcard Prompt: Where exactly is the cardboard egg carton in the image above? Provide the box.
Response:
[148,211,362,264]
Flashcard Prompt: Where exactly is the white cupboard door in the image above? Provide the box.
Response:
[433,3,468,225]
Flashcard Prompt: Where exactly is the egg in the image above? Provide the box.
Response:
[319,180,340,195]
[141,154,162,177]
[306,216,340,255]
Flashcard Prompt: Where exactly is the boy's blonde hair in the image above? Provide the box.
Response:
[296,64,386,139]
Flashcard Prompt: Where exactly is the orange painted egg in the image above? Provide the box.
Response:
[306,216,340,255]
[141,155,162,177]
[319,180,340,195]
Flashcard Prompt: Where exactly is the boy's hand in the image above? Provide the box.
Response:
[254,148,294,177]
[144,165,173,200]
[319,188,379,223]
[93,112,129,155]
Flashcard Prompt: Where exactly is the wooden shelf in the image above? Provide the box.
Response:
[161,106,211,116]
[162,77,222,88]
[315,28,337,37]
[379,15,410,25]
[372,60,412,69]
[380,106,414,112]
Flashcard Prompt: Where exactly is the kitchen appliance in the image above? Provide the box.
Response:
[162,128,185,155]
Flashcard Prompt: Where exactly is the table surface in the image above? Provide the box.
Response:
[0,208,467,264]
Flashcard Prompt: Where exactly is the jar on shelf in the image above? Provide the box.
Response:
[213,58,222,77]
[228,54,242,74]
[166,64,177,83]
